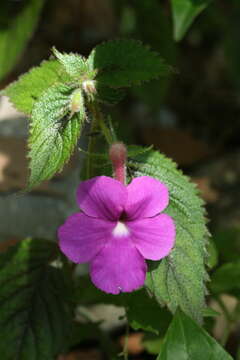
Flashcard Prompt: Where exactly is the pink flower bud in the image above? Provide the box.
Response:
[109,142,127,185]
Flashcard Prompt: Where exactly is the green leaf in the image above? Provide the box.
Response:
[87,39,172,88]
[157,310,233,360]
[0,0,45,81]
[0,238,72,360]
[142,334,163,355]
[210,261,240,295]
[206,239,218,269]
[52,47,91,79]
[96,84,125,105]
[3,60,70,115]
[129,148,208,323]
[29,83,85,188]
[171,0,210,41]
[126,290,172,335]
[202,307,220,318]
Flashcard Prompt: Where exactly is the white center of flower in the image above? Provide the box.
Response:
[112,221,129,237]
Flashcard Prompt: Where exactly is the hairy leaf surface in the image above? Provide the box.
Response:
[3,60,70,115]
[87,39,172,87]
[29,83,85,188]
[129,148,208,323]
[53,48,90,78]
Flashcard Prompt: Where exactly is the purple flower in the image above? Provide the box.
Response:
[58,176,175,294]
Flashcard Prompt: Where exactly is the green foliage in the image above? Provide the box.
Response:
[96,84,126,105]
[202,307,220,318]
[0,238,72,360]
[210,261,240,295]
[3,39,174,187]
[206,239,218,269]
[129,147,208,323]
[171,0,211,41]
[157,310,233,360]
[53,47,91,79]
[29,83,85,188]
[142,334,163,355]
[126,290,172,335]
[2,60,70,115]
[87,39,172,87]
[0,0,45,81]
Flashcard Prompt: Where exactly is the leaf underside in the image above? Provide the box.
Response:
[28,83,85,189]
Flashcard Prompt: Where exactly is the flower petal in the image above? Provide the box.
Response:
[77,176,127,220]
[127,214,176,260]
[90,237,147,294]
[125,176,169,219]
[58,212,115,263]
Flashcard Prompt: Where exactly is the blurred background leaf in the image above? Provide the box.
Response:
[0,0,45,82]
[171,0,211,41]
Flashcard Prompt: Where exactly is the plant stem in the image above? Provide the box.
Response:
[89,102,113,145]
[86,101,113,178]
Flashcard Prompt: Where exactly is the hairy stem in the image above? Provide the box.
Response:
[88,102,113,145]
[86,101,114,178]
